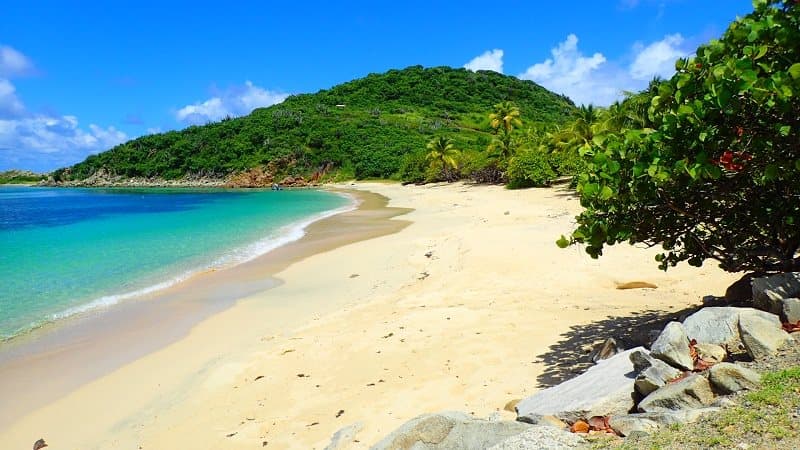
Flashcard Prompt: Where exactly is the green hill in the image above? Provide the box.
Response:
[58,65,575,183]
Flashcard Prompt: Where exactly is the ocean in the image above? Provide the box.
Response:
[0,186,352,340]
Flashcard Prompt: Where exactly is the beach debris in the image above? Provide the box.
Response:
[226,432,238,438]
[424,251,433,258]
[254,375,264,381]
[33,439,48,450]
[281,349,295,355]
[297,373,308,378]
[569,420,589,433]
[418,271,429,280]
[503,211,510,215]
[382,332,394,339]
[615,281,658,290]
[262,441,268,447]
[335,409,345,418]
[503,399,521,412]
[589,337,624,363]
[349,273,359,278]
[308,422,319,427]
[783,320,800,332]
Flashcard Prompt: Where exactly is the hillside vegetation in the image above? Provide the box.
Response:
[57,66,575,183]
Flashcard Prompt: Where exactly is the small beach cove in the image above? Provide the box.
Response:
[0,182,740,449]
[0,187,411,434]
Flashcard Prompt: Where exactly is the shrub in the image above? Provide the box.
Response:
[506,149,556,189]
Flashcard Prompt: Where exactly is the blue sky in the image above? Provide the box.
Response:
[1,0,754,171]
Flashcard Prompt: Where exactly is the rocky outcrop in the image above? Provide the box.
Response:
[630,350,682,396]
[370,412,531,450]
[637,374,715,413]
[752,272,800,315]
[515,347,642,423]
[708,363,761,394]
[650,322,694,371]
[682,307,781,352]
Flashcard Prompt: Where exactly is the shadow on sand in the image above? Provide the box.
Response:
[534,306,701,388]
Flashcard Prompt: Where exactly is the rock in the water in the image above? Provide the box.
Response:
[782,298,800,324]
[682,307,779,352]
[694,343,727,363]
[752,272,800,315]
[325,422,364,450]
[708,362,761,394]
[370,411,531,450]
[739,313,792,359]
[650,322,694,371]
[630,350,682,396]
[589,337,624,363]
[637,374,715,413]
[487,426,585,450]
[610,408,719,436]
[515,347,642,424]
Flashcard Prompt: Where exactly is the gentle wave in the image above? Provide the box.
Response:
[4,191,357,341]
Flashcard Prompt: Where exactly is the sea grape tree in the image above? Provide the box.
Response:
[561,0,800,273]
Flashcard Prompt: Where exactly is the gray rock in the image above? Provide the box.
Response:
[637,374,715,413]
[589,337,624,363]
[515,347,642,423]
[694,343,727,363]
[682,307,780,352]
[517,414,567,430]
[651,322,694,371]
[487,426,585,450]
[630,350,682,396]
[782,298,800,323]
[708,362,761,394]
[610,407,720,436]
[370,411,531,450]
[739,312,792,359]
[752,272,800,315]
[325,422,364,450]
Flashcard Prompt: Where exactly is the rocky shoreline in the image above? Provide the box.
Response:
[349,272,800,449]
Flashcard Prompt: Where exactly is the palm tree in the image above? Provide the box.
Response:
[426,136,460,180]
[489,101,522,135]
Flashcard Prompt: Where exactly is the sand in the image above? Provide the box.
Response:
[0,182,740,449]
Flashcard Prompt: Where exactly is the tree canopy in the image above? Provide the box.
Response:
[560,0,800,274]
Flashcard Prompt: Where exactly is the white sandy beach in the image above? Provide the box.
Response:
[0,182,740,449]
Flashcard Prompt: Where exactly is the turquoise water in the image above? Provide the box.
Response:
[0,186,351,340]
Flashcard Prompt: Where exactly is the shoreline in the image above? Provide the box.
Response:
[0,187,411,433]
[0,182,740,449]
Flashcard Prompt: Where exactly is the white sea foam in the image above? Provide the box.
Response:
[46,191,358,325]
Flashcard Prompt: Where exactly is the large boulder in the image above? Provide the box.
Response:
[630,350,682,396]
[752,272,800,315]
[708,363,761,394]
[637,374,715,413]
[515,347,642,424]
[738,313,792,360]
[370,412,531,450]
[682,307,781,352]
[782,298,800,324]
[486,426,585,449]
[650,322,694,371]
[609,408,719,437]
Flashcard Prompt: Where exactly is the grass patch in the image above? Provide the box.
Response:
[594,367,800,449]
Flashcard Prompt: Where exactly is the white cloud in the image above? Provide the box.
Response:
[518,33,691,106]
[0,78,25,118]
[176,81,289,124]
[146,126,163,135]
[464,49,504,73]
[0,45,35,78]
[630,34,688,80]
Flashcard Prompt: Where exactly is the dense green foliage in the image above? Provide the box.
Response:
[560,0,800,273]
[59,66,575,182]
[506,150,556,188]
